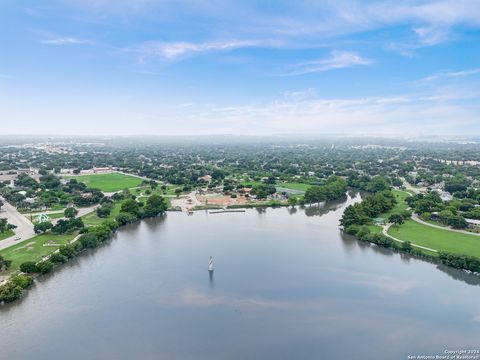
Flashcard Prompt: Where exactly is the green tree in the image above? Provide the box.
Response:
[287,197,298,207]
[64,207,79,219]
[144,194,167,217]
[0,255,12,271]
[388,214,405,225]
[36,261,54,274]
[120,199,140,215]
[34,221,53,234]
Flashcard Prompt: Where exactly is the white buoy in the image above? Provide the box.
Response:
[208,256,214,272]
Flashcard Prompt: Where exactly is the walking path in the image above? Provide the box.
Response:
[0,197,35,250]
[382,223,438,253]
[411,213,480,237]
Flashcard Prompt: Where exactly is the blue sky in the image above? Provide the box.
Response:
[1,0,480,135]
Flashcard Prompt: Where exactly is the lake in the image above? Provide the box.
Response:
[1,193,480,359]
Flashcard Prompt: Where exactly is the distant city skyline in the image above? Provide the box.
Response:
[1,0,480,135]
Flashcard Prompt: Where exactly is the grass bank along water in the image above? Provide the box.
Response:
[341,189,480,274]
[0,193,168,304]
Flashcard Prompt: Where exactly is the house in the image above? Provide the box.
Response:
[465,219,480,230]
[199,175,212,182]
[439,191,453,202]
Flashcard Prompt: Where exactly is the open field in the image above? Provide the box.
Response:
[0,229,14,241]
[0,233,77,270]
[388,220,480,257]
[278,182,313,191]
[69,172,143,192]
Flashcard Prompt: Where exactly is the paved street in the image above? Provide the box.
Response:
[0,197,35,250]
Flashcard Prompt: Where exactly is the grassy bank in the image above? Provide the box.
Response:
[0,233,77,270]
[388,220,480,257]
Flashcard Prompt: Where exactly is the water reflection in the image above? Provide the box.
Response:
[303,196,348,217]
[437,264,480,286]
[287,206,297,215]
[209,270,215,288]
[255,207,266,214]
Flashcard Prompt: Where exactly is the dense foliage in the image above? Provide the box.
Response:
[340,190,397,228]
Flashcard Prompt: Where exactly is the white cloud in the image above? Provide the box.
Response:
[135,39,277,61]
[420,68,480,82]
[286,50,371,76]
[413,26,450,45]
[172,87,480,135]
[283,88,317,101]
[41,37,95,46]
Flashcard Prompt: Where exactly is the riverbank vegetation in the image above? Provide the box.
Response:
[343,185,480,273]
[0,192,168,304]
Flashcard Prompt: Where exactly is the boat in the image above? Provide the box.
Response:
[208,256,214,272]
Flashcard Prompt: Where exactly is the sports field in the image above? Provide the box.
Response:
[70,172,143,192]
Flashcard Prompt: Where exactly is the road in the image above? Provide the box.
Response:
[0,197,35,250]
[24,205,99,219]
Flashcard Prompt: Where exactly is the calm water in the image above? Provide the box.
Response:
[2,193,480,360]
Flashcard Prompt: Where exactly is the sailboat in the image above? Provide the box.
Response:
[208,256,214,272]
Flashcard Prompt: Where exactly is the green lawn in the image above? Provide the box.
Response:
[278,182,313,191]
[82,202,122,226]
[388,220,480,257]
[367,225,383,234]
[0,229,14,241]
[0,232,77,270]
[378,189,410,218]
[69,172,143,192]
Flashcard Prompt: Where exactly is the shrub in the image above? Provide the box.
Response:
[0,275,33,303]
[356,226,371,240]
[36,261,54,274]
[439,252,480,273]
[59,244,77,259]
[401,241,413,253]
[115,212,138,226]
[20,261,38,273]
[79,233,100,249]
[50,253,68,264]
[344,225,360,235]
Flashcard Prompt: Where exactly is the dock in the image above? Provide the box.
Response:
[209,209,246,214]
